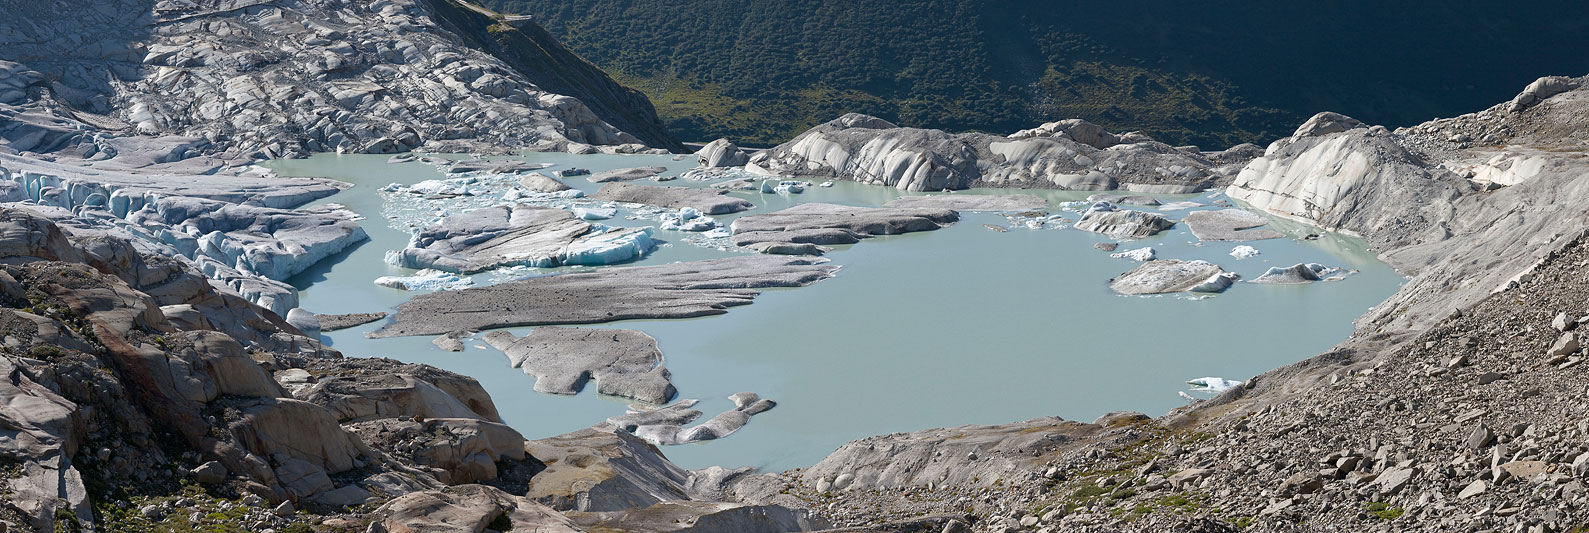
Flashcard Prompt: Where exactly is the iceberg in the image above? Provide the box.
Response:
[659,207,719,232]
[761,179,806,194]
[1187,377,1244,392]
[374,269,474,291]
[1229,245,1260,259]
[573,206,617,220]
[1189,272,1240,293]
[561,227,656,266]
[1109,247,1157,262]
[1251,263,1353,284]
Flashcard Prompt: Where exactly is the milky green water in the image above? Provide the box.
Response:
[265,152,1404,472]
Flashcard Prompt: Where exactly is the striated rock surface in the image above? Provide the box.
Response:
[591,183,754,215]
[371,255,840,337]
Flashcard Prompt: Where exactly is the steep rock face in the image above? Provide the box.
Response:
[751,114,1254,192]
[0,0,673,159]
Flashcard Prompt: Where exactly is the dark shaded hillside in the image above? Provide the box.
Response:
[423,0,684,151]
[481,0,1589,147]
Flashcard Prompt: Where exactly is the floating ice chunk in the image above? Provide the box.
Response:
[1229,245,1260,259]
[561,227,655,266]
[1158,201,1204,211]
[1189,272,1240,293]
[760,179,806,194]
[659,207,718,232]
[1251,263,1353,284]
[374,269,474,291]
[573,206,617,220]
[819,181,834,187]
[701,227,731,239]
[1109,247,1157,261]
[1187,377,1243,392]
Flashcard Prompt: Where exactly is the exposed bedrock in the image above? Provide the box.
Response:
[591,183,755,215]
[482,327,676,405]
[370,484,580,533]
[883,193,1048,211]
[1109,259,1238,295]
[370,255,839,338]
[388,204,654,273]
[750,113,1258,191]
[730,203,959,250]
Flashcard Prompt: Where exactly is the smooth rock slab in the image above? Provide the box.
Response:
[482,327,675,405]
[883,194,1047,211]
[588,166,667,183]
[592,183,754,215]
[1110,260,1237,295]
[1184,208,1285,241]
[370,256,839,338]
[730,203,958,247]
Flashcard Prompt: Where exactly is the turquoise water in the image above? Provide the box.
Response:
[267,153,1404,472]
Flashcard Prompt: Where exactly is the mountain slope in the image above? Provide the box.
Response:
[0,0,679,159]
[485,0,1589,147]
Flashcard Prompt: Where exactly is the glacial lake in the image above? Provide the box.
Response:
[266,152,1405,472]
